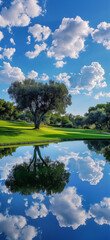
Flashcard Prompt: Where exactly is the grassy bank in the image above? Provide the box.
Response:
[0,120,110,146]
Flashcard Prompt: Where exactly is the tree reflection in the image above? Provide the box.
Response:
[5,145,70,195]
[84,140,110,163]
[0,147,17,159]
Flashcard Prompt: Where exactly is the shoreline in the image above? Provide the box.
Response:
[0,137,110,147]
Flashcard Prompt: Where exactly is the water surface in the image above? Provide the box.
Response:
[0,140,110,239]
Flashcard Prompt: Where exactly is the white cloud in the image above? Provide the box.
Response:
[24,200,28,207]
[28,24,51,41]
[0,151,31,181]
[25,202,48,219]
[71,62,107,91]
[28,70,38,79]
[47,16,92,60]
[90,198,110,225]
[54,72,71,87]
[69,89,80,95]
[50,187,90,230]
[2,88,8,92]
[0,62,25,83]
[0,213,37,240]
[3,48,16,60]
[27,35,31,45]
[25,42,47,59]
[21,225,37,240]
[0,0,42,28]
[32,193,44,202]
[0,48,16,60]
[0,30,3,41]
[10,38,15,45]
[7,198,13,204]
[57,152,105,185]
[54,60,67,68]
[94,91,110,100]
[38,73,49,81]
[92,22,110,49]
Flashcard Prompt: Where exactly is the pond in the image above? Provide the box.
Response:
[0,140,110,240]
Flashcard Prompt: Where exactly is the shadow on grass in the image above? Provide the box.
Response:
[0,126,22,137]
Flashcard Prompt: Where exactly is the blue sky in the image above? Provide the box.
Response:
[0,0,110,115]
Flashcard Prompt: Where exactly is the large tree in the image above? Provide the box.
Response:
[8,79,72,129]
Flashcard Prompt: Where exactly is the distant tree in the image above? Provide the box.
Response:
[74,115,84,128]
[61,116,70,127]
[0,147,17,159]
[5,145,70,195]
[105,102,110,129]
[84,140,110,163]
[8,79,71,129]
[0,99,21,120]
[85,109,107,130]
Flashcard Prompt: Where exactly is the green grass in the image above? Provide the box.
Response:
[0,120,110,146]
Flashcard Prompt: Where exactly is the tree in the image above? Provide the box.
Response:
[0,99,21,120]
[84,140,110,163]
[84,109,107,130]
[8,79,72,129]
[0,147,17,159]
[5,145,70,195]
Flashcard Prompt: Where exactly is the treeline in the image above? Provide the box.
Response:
[0,99,21,120]
[42,102,110,130]
[0,98,110,130]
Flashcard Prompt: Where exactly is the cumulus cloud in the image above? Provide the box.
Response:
[25,42,47,59]
[2,48,16,60]
[54,60,67,68]
[28,24,51,42]
[47,16,92,60]
[71,62,107,91]
[38,73,49,81]
[25,202,48,219]
[0,0,42,28]
[54,73,71,87]
[92,22,110,49]
[94,91,110,100]
[69,89,80,95]
[0,151,31,181]
[32,193,44,202]
[7,198,13,204]
[0,213,37,240]
[27,35,31,45]
[50,187,89,230]
[0,30,3,41]
[0,62,25,83]
[57,152,105,185]
[10,38,15,45]
[28,70,38,79]
[90,198,110,225]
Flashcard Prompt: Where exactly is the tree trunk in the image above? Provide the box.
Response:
[34,111,46,129]
[34,112,41,129]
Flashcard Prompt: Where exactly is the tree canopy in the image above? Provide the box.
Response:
[8,79,72,129]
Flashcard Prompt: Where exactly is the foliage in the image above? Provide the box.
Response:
[0,147,17,159]
[8,79,72,129]
[0,99,21,120]
[84,140,110,163]
[5,145,70,195]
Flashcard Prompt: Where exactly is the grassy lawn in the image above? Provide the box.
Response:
[0,120,110,146]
